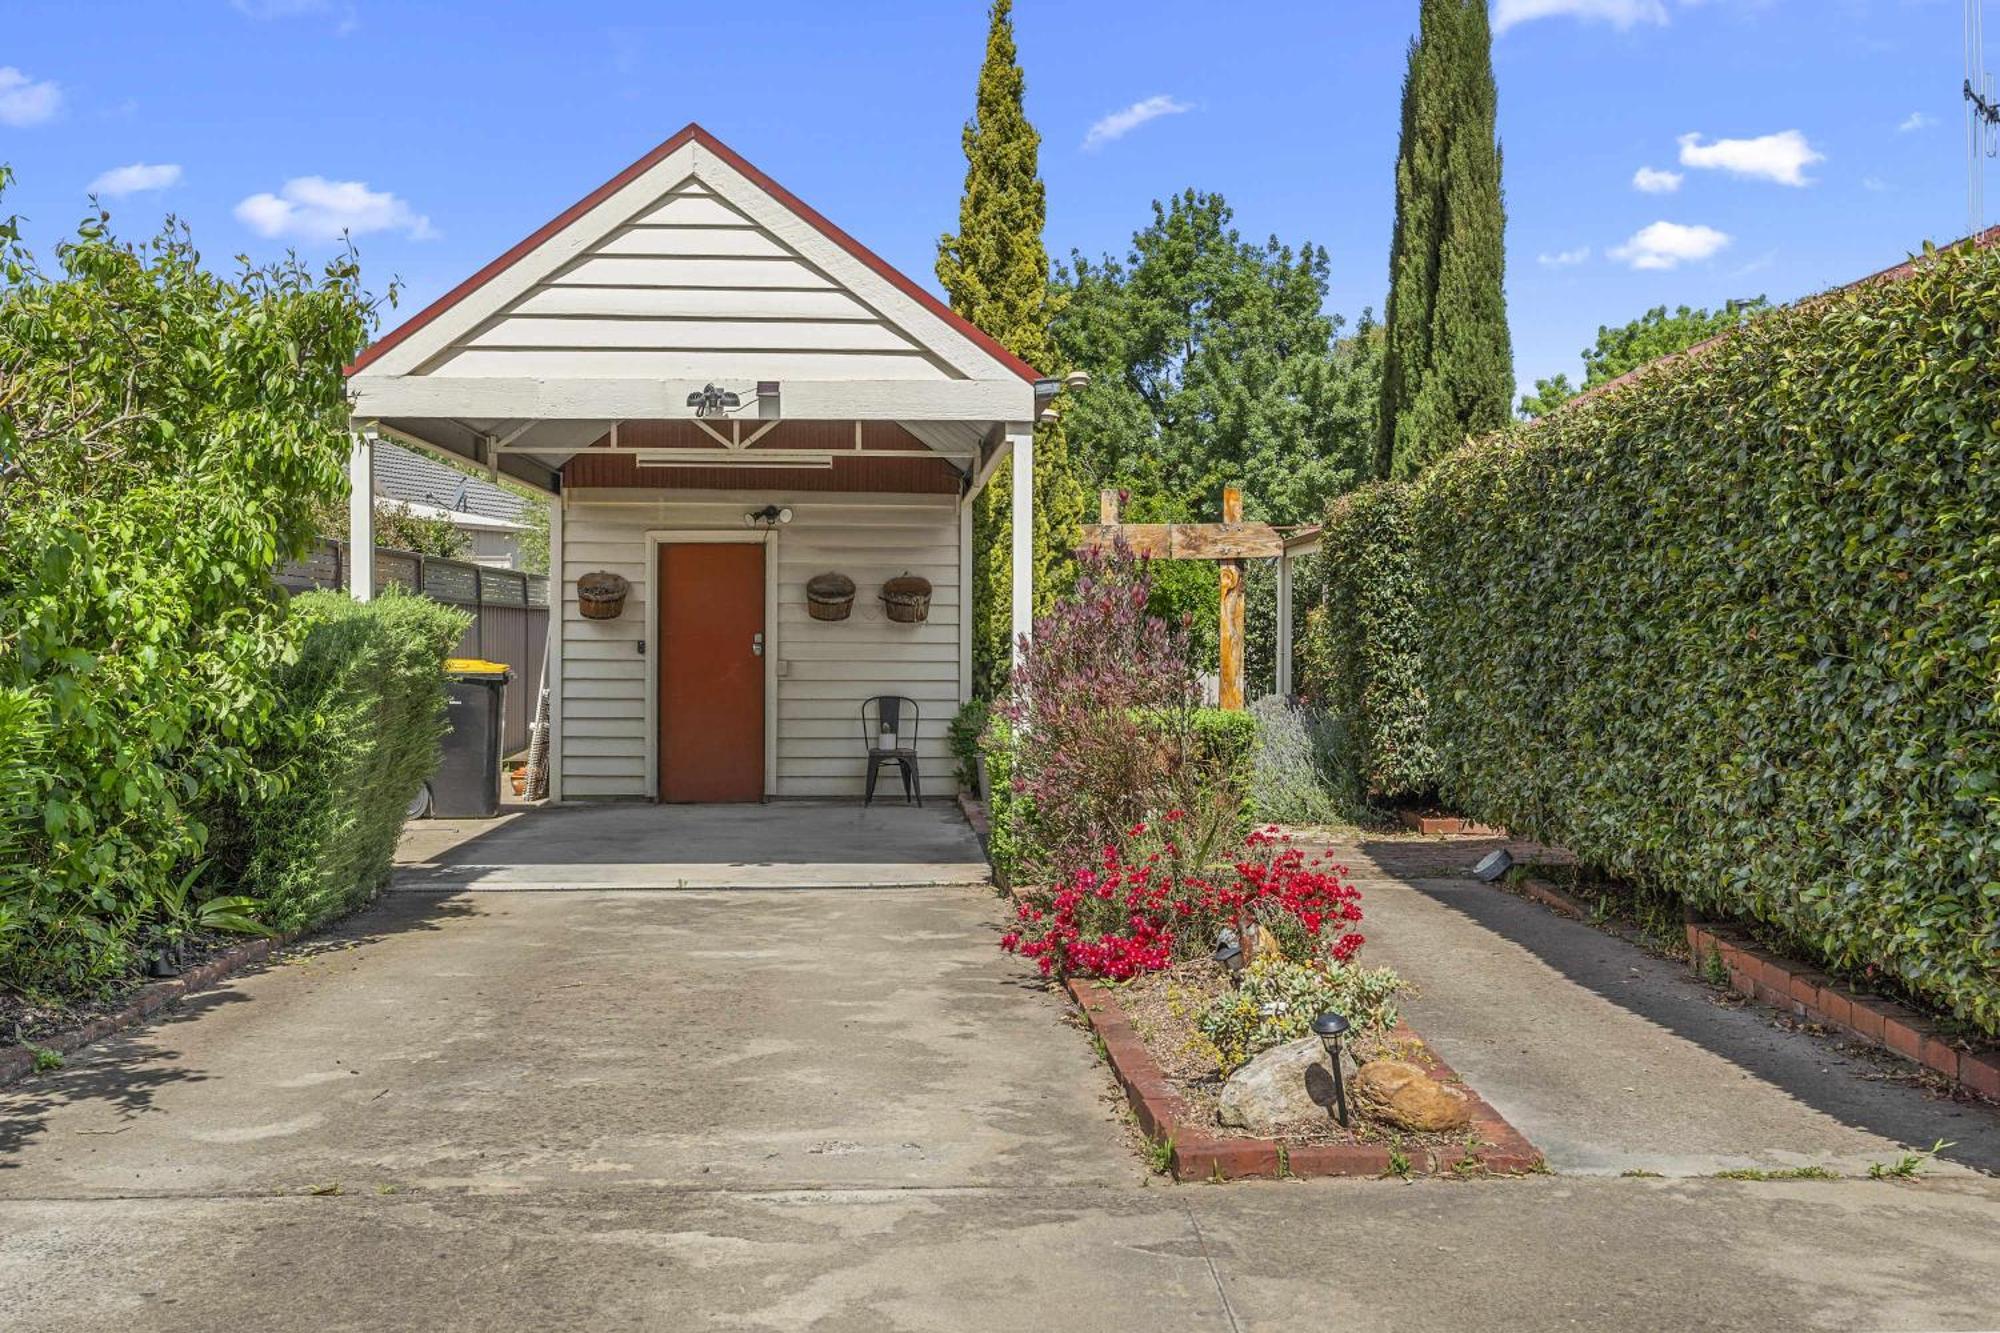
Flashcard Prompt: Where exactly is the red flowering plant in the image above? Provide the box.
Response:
[1000,815,1365,981]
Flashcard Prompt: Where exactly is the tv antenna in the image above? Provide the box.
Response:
[1968,0,2000,234]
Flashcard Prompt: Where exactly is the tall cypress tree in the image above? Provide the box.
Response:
[1377,0,1513,481]
[938,0,1087,695]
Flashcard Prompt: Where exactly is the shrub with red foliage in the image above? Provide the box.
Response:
[1000,820,1364,981]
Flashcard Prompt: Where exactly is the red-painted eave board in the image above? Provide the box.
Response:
[344,122,1042,385]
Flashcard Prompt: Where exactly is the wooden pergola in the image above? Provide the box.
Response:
[1080,486,1318,709]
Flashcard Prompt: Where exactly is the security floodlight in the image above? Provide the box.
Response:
[744,504,793,529]
[1311,1011,1352,1127]
[686,384,741,417]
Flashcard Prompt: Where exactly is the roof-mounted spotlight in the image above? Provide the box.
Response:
[687,384,741,418]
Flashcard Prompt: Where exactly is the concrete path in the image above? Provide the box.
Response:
[1339,835,2000,1180]
[1,818,1997,1330]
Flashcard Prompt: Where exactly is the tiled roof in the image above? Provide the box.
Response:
[373,442,526,522]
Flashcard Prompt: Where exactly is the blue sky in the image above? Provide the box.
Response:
[0,0,1983,400]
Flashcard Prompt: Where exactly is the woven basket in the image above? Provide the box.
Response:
[576,571,631,620]
[806,572,856,622]
[881,573,933,624]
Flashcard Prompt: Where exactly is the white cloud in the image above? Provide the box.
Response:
[1610,220,1731,270]
[0,67,61,127]
[1538,246,1591,267]
[1898,111,1936,133]
[1493,0,1668,34]
[234,177,435,242]
[1632,165,1683,194]
[1863,175,1891,193]
[88,162,183,197]
[1083,95,1192,151]
[1677,130,1823,186]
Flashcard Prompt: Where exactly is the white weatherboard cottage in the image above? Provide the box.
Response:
[345,124,1051,802]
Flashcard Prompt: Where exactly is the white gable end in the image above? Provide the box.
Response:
[358,137,1025,390]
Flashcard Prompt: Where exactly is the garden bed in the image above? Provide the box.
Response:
[1394,808,1504,837]
[1072,970,1542,1180]
[0,930,294,1088]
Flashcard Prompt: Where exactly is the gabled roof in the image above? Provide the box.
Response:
[345,123,1040,385]
[373,441,525,521]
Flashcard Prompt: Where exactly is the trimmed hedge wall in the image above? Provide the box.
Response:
[205,590,468,932]
[1303,484,1437,801]
[1409,241,2000,1034]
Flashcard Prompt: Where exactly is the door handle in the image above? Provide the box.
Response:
[752,631,765,657]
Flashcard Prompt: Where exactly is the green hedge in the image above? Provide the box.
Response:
[1412,241,2000,1034]
[1300,484,1436,801]
[205,591,468,932]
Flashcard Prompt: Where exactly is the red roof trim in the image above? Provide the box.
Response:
[345,123,1042,384]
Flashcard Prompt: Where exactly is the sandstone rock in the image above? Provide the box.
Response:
[1350,1059,1472,1133]
[1243,923,1283,965]
[1218,1037,1342,1133]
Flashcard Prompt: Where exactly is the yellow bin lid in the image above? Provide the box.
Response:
[446,657,511,679]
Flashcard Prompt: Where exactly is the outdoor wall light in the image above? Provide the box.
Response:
[1311,1011,1352,1128]
[744,504,793,529]
[687,383,741,417]
[1472,849,1513,883]
[1212,929,1244,976]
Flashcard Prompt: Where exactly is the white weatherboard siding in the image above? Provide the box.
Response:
[559,490,963,799]
[418,180,958,384]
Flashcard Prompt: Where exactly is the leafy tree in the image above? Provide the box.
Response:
[1517,297,1772,418]
[0,180,378,995]
[937,0,1087,695]
[1377,0,1513,480]
[1052,191,1378,673]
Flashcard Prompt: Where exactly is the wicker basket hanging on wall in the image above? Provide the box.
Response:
[576,571,631,620]
[806,572,857,622]
[880,573,933,624]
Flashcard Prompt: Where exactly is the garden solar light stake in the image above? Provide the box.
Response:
[1312,1011,1352,1127]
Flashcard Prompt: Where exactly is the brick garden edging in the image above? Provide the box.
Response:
[1395,810,1505,836]
[1685,923,2000,1103]
[1068,978,1543,1180]
[0,933,293,1090]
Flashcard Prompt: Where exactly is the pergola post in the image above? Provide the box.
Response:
[1275,549,1294,699]
[347,427,376,602]
[1218,486,1246,710]
[1008,423,1034,663]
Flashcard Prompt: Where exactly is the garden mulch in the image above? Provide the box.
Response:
[1070,973,1543,1181]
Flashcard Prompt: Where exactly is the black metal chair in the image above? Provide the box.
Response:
[860,695,922,806]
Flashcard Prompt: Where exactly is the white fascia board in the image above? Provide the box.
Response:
[357,145,701,378]
[688,142,1022,385]
[350,375,1034,423]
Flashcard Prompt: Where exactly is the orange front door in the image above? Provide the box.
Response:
[658,542,765,802]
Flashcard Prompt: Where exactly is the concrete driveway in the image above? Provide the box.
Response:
[393,801,993,891]
[2,813,1998,1330]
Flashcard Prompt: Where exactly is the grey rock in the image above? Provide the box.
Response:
[1217,1037,1341,1134]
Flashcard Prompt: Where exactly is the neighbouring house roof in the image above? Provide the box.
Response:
[374,441,527,524]
[1559,224,2000,413]
[345,122,1041,387]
